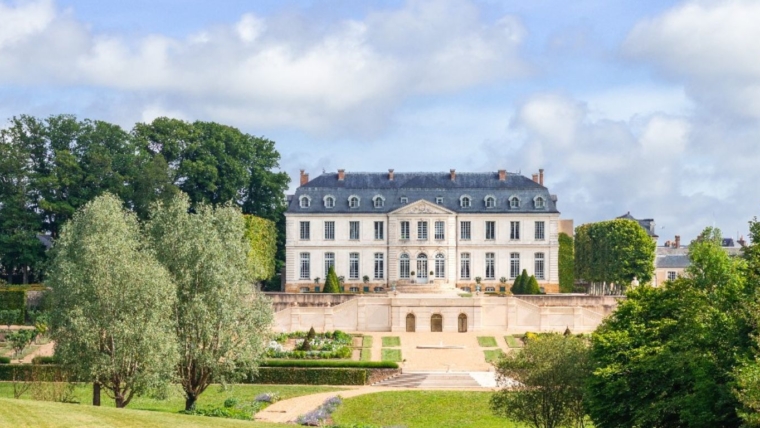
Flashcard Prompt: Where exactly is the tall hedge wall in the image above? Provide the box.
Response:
[0,289,26,324]
[558,232,575,293]
[249,367,369,385]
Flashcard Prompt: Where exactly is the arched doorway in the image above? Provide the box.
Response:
[406,313,416,332]
[417,254,428,283]
[431,314,443,332]
[458,313,468,333]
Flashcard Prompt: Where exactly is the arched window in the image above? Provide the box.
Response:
[460,195,472,208]
[399,254,410,279]
[435,254,445,278]
[458,313,467,333]
[484,195,496,208]
[299,195,311,208]
[509,196,520,209]
[431,314,443,332]
[348,195,360,208]
[406,313,416,332]
[534,196,545,209]
[373,195,385,208]
[417,254,428,279]
[324,195,335,208]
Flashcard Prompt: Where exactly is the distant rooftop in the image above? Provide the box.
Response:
[617,212,658,238]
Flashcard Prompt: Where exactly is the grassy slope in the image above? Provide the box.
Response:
[331,391,524,428]
[0,397,288,428]
[0,383,345,413]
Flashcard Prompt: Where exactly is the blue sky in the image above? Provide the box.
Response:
[1,0,758,243]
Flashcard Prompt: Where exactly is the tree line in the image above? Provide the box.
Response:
[0,115,289,287]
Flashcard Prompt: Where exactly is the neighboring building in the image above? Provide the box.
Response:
[653,235,743,286]
[284,169,562,293]
[617,212,658,240]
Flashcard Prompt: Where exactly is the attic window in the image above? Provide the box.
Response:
[349,195,360,208]
[324,195,335,208]
[373,195,385,208]
[299,195,311,208]
[435,197,443,205]
[484,195,496,208]
[509,196,520,209]
[534,196,545,209]
[460,195,472,208]
[400,197,408,204]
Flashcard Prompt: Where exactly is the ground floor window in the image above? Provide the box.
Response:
[460,253,470,279]
[400,254,410,279]
[431,314,443,332]
[406,313,416,332]
[534,253,545,280]
[458,313,467,332]
[435,254,445,278]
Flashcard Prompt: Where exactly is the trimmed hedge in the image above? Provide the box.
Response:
[0,364,64,381]
[0,357,10,364]
[0,290,25,324]
[250,367,369,385]
[262,359,397,369]
[32,356,56,365]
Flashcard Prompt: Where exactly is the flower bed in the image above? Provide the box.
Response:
[266,330,352,359]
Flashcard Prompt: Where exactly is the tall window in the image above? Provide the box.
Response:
[510,253,520,279]
[349,196,360,208]
[400,254,410,279]
[510,221,520,240]
[417,221,428,240]
[435,221,445,240]
[435,254,445,278]
[535,221,545,240]
[350,221,360,240]
[400,221,410,240]
[300,221,310,240]
[460,253,471,279]
[324,252,335,276]
[374,253,384,279]
[460,221,471,240]
[485,252,495,279]
[485,221,496,240]
[667,271,677,281]
[324,221,335,240]
[417,254,428,278]
[324,196,335,208]
[374,221,384,240]
[300,253,310,280]
[349,253,359,279]
[534,253,545,280]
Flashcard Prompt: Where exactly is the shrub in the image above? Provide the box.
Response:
[0,290,26,320]
[0,309,22,328]
[510,274,524,295]
[297,396,342,426]
[32,356,56,365]
[224,397,239,408]
[323,266,340,293]
[250,367,369,385]
[261,360,398,369]
[0,357,10,364]
[8,329,36,356]
[526,275,541,295]
[254,392,280,403]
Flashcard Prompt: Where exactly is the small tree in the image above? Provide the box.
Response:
[323,266,340,293]
[491,333,591,428]
[511,275,524,295]
[0,310,20,328]
[526,275,541,295]
[8,329,36,357]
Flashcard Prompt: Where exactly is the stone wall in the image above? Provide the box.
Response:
[513,294,622,315]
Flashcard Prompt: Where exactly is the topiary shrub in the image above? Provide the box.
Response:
[511,274,525,295]
[299,327,317,351]
[526,275,541,295]
[323,266,340,293]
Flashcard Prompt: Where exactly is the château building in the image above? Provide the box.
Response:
[284,169,562,293]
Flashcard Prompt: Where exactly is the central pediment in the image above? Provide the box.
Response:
[390,199,455,215]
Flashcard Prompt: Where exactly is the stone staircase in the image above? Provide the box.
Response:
[373,371,483,388]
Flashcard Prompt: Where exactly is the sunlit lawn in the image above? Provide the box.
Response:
[381,336,400,347]
[477,337,498,347]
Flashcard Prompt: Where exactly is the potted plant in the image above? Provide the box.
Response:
[410,271,416,284]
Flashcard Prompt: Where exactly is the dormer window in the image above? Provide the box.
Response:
[299,195,311,208]
[324,195,335,208]
[534,196,545,209]
[484,195,496,208]
[373,195,385,208]
[349,195,360,208]
[509,196,520,209]
[460,195,472,208]
[400,197,408,204]
[435,197,443,205]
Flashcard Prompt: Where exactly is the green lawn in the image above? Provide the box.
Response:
[484,349,505,363]
[505,336,524,348]
[381,349,402,362]
[361,335,373,348]
[477,336,498,347]
[360,348,372,361]
[331,390,524,428]
[0,383,345,413]
[381,336,400,347]
[0,397,287,428]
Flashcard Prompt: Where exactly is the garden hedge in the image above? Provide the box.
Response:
[0,357,10,364]
[261,359,397,369]
[249,367,370,385]
[0,364,63,381]
[0,290,26,324]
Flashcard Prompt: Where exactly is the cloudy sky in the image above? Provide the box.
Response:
[1,0,758,243]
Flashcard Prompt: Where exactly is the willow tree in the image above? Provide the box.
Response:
[146,194,273,411]
[48,193,177,408]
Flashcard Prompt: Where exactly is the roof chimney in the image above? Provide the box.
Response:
[299,169,309,186]
[539,169,544,186]
[337,169,345,181]
[388,169,394,181]
[450,169,456,181]
[498,169,506,181]
[532,173,538,183]
[674,235,681,249]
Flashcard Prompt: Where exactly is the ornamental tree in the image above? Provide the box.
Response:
[48,194,177,408]
[323,266,340,293]
[145,194,273,411]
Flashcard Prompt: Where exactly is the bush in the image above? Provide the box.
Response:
[32,356,56,365]
[0,357,10,364]
[250,367,369,385]
[0,309,22,327]
[323,266,340,293]
[297,396,342,426]
[0,290,25,324]
[0,364,64,381]
[262,360,398,369]
[7,329,36,355]
[254,392,280,403]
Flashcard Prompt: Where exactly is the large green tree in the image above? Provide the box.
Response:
[587,227,751,427]
[47,194,177,408]
[145,194,273,411]
[574,219,655,291]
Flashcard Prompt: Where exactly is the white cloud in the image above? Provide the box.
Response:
[0,0,529,135]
